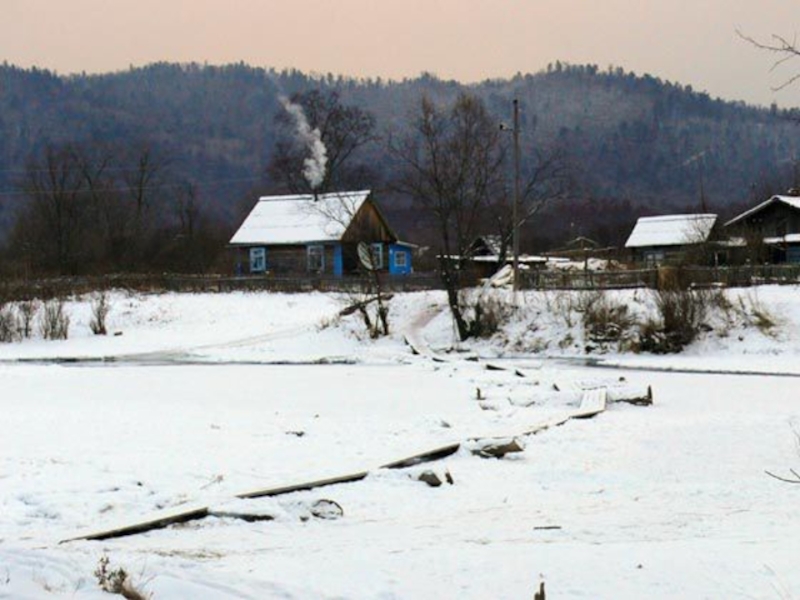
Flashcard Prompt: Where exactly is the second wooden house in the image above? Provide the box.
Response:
[725,192,800,263]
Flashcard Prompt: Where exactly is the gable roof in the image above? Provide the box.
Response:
[625,214,717,249]
[724,195,800,227]
[229,190,372,245]
[470,235,503,257]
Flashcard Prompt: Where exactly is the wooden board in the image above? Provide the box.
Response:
[380,443,461,469]
[573,388,608,418]
[61,507,210,543]
[236,471,369,500]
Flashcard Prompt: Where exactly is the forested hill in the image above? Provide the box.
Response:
[1,61,799,246]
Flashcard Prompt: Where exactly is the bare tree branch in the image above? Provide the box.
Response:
[765,468,800,484]
[738,29,800,91]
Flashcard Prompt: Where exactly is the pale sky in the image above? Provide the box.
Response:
[4,0,800,108]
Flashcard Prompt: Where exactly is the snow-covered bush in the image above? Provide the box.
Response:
[639,288,711,353]
[582,292,637,351]
[459,290,515,339]
[0,303,19,343]
[39,298,70,340]
[90,291,110,335]
[17,299,39,339]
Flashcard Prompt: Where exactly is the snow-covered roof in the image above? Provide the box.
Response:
[229,191,372,245]
[725,195,800,227]
[625,214,717,249]
[470,254,547,264]
[764,233,800,245]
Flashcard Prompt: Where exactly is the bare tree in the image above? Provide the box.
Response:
[11,141,176,275]
[393,93,506,340]
[268,89,379,193]
[120,145,169,268]
[170,182,213,273]
[18,144,91,274]
[490,143,572,265]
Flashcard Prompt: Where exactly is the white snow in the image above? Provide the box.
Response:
[2,286,800,598]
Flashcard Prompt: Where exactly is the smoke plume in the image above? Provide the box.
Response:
[280,96,328,190]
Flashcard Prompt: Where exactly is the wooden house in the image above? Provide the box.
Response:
[625,214,719,266]
[229,190,414,276]
[724,192,800,263]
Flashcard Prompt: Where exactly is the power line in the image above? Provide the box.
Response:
[0,165,170,175]
[0,175,266,199]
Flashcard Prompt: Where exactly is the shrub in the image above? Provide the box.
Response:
[0,303,19,343]
[738,291,777,334]
[17,299,39,339]
[639,288,709,353]
[94,555,150,600]
[582,293,636,350]
[39,298,70,340]
[461,291,514,339]
[90,292,110,335]
[543,291,579,328]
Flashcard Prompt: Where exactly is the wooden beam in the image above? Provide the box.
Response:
[380,443,461,469]
[60,507,210,543]
[236,471,369,500]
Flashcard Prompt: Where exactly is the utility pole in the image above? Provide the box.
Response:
[512,98,521,299]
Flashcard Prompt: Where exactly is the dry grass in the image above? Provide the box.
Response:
[460,291,515,339]
[94,556,151,600]
[582,293,636,348]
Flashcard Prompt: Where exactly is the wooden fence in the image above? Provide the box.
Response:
[0,272,448,301]
[522,264,800,291]
[3,265,800,301]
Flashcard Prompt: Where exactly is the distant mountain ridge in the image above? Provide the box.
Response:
[1,61,799,245]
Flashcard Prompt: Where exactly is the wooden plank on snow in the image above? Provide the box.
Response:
[236,471,369,500]
[380,443,462,469]
[572,388,608,419]
[61,506,210,543]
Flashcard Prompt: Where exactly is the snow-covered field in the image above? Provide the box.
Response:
[2,287,800,599]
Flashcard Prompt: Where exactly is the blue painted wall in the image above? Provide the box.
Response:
[388,244,413,275]
[333,245,344,276]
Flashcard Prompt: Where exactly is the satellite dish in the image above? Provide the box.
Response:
[357,242,375,271]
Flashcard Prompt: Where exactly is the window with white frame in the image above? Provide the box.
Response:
[249,247,266,273]
[370,243,383,269]
[393,249,407,269]
[307,245,324,273]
